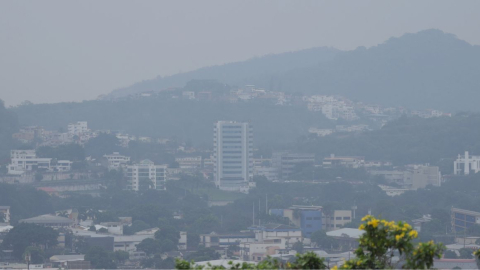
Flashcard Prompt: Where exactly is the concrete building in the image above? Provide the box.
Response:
[104,152,130,170]
[272,152,315,180]
[175,156,202,170]
[370,165,441,190]
[126,160,167,191]
[99,222,124,235]
[323,210,353,231]
[454,151,480,175]
[7,150,51,175]
[277,206,323,237]
[199,232,255,248]
[451,207,480,233]
[0,206,10,225]
[322,154,365,168]
[213,121,253,192]
[240,224,303,261]
[67,121,88,135]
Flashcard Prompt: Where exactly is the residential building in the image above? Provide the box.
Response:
[272,152,315,180]
[0,206,10,225]
[277,206,323,238]
[240,224,303,261]
[451,207,480,233]
[370,164,441,190]
[113,235,154,253]
[323,210,353,231]
[55,160,73,172]
[104,152,130,170]
[178,231,187,250]
[99,222,124,235]
[322,154,365,168]
[175,156,202,170]
[68,121,88,135]
[213,121,253,192]
[126,160,167,191]
[7,150,51,175]
[454,151,480,175]
[199,232,255,248]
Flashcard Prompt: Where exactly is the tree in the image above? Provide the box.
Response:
[1,223,58,259]
[23,246,45,264]
[444,249,457,259]
[337,215,444,269]
[137,238,162,256]
[458,248,473,259]
[176,251,326,269]
[85,246,117,269]
[310,230,339,250]
[114,250,129,264]
[85,133,121,159]
[292,242,304,254]
[185,247,220,262]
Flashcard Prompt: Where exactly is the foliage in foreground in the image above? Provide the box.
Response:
[175,215,445,269]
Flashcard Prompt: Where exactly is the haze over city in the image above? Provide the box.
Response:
[2,1,480,269]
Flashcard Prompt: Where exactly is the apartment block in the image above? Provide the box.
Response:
[126,160,167,191]
[272,152,314,180]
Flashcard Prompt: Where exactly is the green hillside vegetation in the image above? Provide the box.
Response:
[296,114,480,172]
[12,98,333,146]
[106,47,339,99]
[106,29,480,111]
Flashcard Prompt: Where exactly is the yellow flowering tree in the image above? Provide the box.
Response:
[334,215,444,269]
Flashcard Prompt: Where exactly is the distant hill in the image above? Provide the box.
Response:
[104,47,340,99]
[106,29,480,111]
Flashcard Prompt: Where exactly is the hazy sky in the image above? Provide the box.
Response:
[1,1,479,106]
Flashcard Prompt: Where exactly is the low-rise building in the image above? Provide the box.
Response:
[175,156,202,170]
[126,160,167,191]
[322,154,365,169]
[272,152,315,180]
[8,150,51,175]
[451,207,480,233]
[199,232,255,248]
[104,152,130,170]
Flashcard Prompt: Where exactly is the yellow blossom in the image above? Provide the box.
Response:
[408,230,418,238]
[368,219,379,228]
[361,215,372,221]
[359,224,365,230]
[331,266,338,270]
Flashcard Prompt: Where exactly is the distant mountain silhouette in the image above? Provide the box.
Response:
[264,29,480,111]
[106,29,480,111]
[105,46,340,99]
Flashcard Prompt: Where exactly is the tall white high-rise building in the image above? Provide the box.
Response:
[213,121,253,192]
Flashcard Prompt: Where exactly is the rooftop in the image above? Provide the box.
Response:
[50,255,85,263]
[19,214,74,225]
[248,223,300,232]
[326,228,364,239]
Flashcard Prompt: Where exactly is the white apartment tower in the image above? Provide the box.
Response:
[126,160,167,191]
[213,121,253,192]
[68,121,88,135]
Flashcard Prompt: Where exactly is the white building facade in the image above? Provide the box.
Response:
[104,152,130,170]
[68,121,88,135]
[126,160,167,191]
[454,151,480,175]
[7,150,51,175]
[213,121,253,192]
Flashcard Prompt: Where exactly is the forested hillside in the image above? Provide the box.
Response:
[107,29,480,111]
[12,98,333,146]
[106,46,339,99]
[297,114,480,172]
